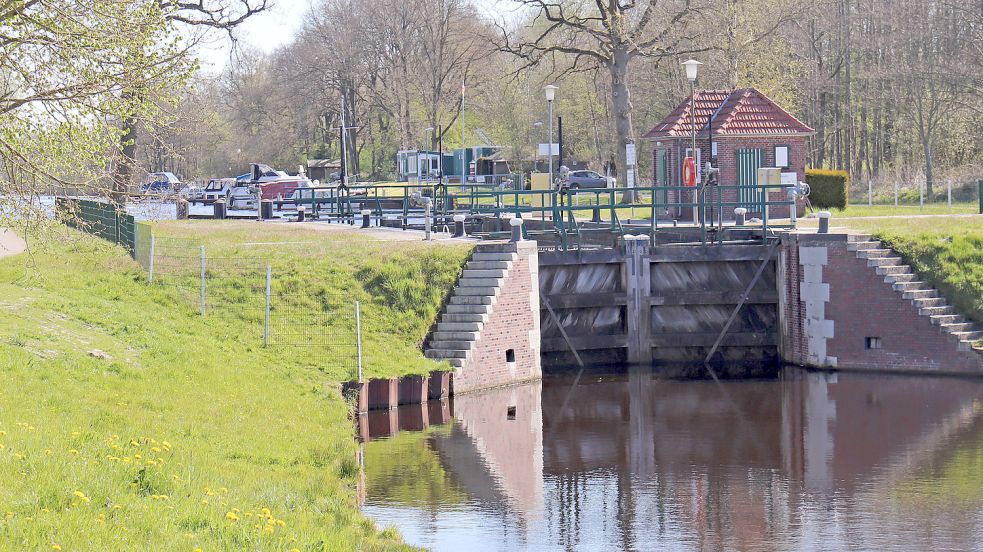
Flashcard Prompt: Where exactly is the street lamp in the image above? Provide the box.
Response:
[544,85,558,186]
[681,59,701,225]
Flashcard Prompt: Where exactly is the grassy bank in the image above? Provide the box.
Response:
[806,202,979,218]
[0,223,471,550]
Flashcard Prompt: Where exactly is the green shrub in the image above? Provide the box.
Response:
[806,169,849,209]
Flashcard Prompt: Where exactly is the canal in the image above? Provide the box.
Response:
[360,368,983,551]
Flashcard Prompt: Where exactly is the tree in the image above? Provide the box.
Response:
[499,0,705,189]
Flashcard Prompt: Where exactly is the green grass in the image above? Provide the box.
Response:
[808,201,979,218]
[0,222,471,550]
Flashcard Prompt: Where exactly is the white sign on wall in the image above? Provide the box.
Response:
[538,143,559,156]
[626,143,637,167]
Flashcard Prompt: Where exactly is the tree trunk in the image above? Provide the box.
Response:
[921,133,933,199]
[609,46,635,201]
[111,114,138,208]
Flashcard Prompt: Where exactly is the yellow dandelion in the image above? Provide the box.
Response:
[260,507,271,518]
[112,505,122,510]
[134,454,142,460]
[146,460,156,466]
[71,431,80,437]
[51,545,61,551]
[225,511,239,522]
[41,508,49,513]
[162,441,171,449]
[68,449,79,455]
[262,524,274,534]
[129,440,139,447]
[275,519,285,527]
[45,449,53,455]
[201,499,208,505]
[73,491,90,503]
[0,443,4,450]
[289,549,301,552]
[195,548,202,552]
[151,447,161,453]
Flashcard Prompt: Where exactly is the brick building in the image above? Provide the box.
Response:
[643,88,813,220]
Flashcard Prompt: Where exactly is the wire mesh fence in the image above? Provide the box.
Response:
[135,233,362,380]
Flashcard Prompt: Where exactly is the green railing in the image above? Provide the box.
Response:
[55,197,137,256]
[280,180,796,250]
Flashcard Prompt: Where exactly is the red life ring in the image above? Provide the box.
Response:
[683,156,697,187]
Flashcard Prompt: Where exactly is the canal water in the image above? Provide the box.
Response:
[360,368,983,551]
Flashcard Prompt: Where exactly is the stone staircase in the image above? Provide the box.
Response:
[424,244,519,368]
[848,235,983,353]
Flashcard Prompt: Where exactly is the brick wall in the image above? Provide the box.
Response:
[781,234,983,374]
[454,240,543,393]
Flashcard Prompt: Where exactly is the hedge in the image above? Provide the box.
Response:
[806,169,849,210]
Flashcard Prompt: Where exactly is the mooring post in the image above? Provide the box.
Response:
[510,217,524,242]
[452,214,466,238]
[360,209,371,229]
[818,211,831,234]
[734,207,747,226]
[424,199,432,241]
[199,245,206,316]
[148,234,155,285]
[264,265,271,347]
[624,235,652,366]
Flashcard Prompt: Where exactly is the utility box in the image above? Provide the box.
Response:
[757,168,782,219]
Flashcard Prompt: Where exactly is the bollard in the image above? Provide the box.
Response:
[734,207,747,226]
[818,211,831,233]
[361,209,371,229]
[260,199,273,220]
[213,199,226,220]
[510,217,524,242]
[591,206,602,223]
[452,214,466,238]
[297,205,306,222]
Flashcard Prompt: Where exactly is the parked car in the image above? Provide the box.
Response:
[141,172,181,194]
[565,170,615,189]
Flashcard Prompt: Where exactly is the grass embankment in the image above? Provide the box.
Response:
[807,202,979,218]
[0,223,471,550]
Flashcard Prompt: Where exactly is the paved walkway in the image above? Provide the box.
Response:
[0,228,26,259]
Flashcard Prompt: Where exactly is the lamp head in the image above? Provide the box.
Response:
[543,84,559,102]
[681,59,702,82]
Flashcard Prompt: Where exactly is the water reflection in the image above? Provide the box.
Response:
[361,368,983,551]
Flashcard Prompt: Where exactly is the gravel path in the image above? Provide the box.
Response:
[0,228,26,259]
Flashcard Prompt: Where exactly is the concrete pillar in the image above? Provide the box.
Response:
[734,207,747,226]
[624,235,653,366]
[510,217,524,242]
[818,211,831,233]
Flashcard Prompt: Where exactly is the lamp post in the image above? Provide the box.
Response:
[681,59,702,225]
[544,85,558,187]
[423,127,435,181]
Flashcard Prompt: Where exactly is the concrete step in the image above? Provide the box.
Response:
[437,321,482,332]
[425,349,470,360]
[920,305,956,316]
[429,340,476,351]
[471,252,518,262]
[857,249,892,259]
[445,303,492,314]
[876,265,912,276]
[467,260,512,270]
[941,322,978,333]
[441,313,488,323]
[868,257,903,268]
[847,240,881,251]
[462,269,507,279]
[449,295,494,305]
[475,243,519,253]
[885,273,917,284]
[930,314,965,326]
[893,281,930,292]
[454,286,498,296]
[431,331,479,342]
[457,277,504,288]
[912,297,947,308]
[447,358,465,368]
[952,330,983,342]
[848,233,873,242]
[903,289,939,300]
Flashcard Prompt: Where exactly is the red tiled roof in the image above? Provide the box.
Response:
[643,88,814,139]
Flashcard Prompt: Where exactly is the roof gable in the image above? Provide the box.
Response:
[643,88,814,139]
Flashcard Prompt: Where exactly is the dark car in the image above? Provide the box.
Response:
[140,172,181,194]
[565,170,615,189]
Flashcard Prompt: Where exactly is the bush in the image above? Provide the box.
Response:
[806,169,849,209]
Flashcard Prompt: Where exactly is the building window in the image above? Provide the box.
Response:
[505,349,515,363]
[775,145,790,168]
[865,337,882,350]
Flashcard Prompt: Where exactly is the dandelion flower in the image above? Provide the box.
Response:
[69,449,79,455]
[73,491,90,503]
[275,519,285,527]
[225,511,239,522]
[260,508,271,518]
[0,444,4,450]
[151,447,161,453]
[41,508,49,513]
[51,545,61,551]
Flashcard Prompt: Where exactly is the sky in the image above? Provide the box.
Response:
[196,0,514,74]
